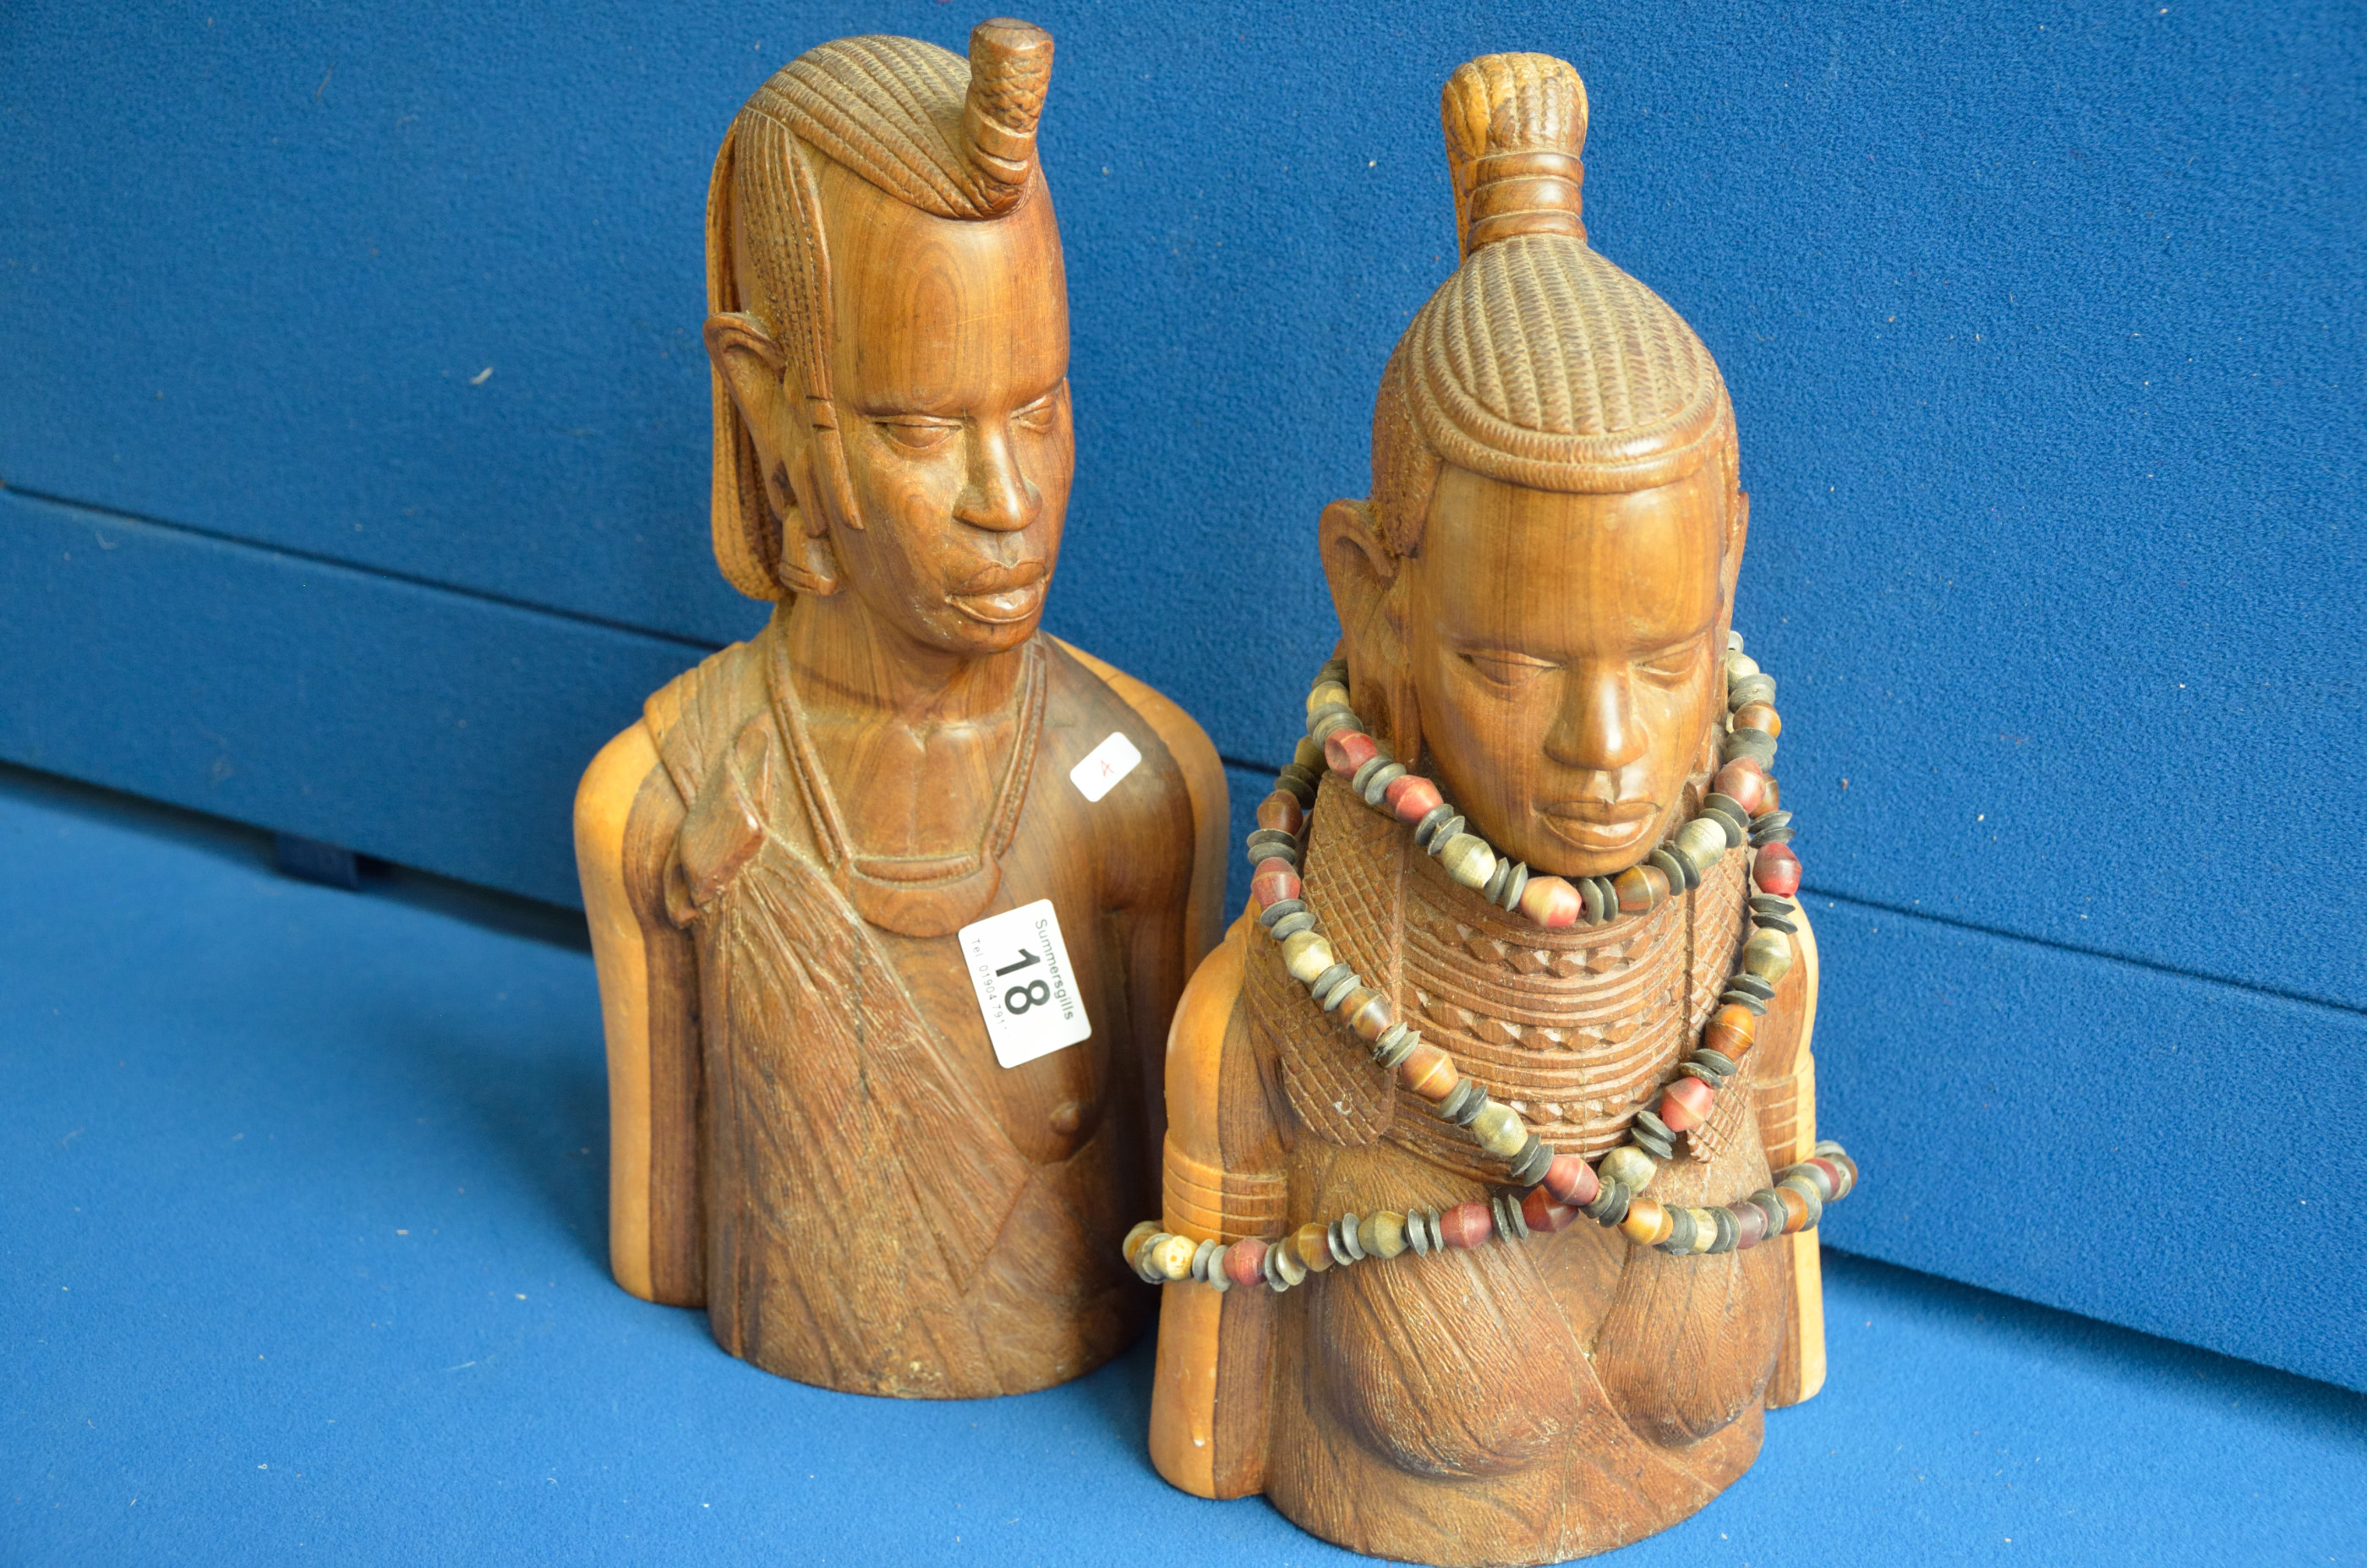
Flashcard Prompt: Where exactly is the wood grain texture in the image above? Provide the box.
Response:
[1149,49,1825,1561]
[577,17,1220,1398]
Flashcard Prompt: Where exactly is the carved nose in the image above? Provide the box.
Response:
[953,420,1041,533]
[1544,665,1650,773]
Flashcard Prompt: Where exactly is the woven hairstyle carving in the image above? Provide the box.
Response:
[706,19,1055,600]
[1371,52,1736,560]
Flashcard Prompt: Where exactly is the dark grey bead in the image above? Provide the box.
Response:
[1317,969,1364,1010]
[1491,1189,1530,1242]
[1331,1214,1366,1263]
[1659,1207,1697,1253]
[1309,708,1363,745]
[1706,1207,1738,1254]
[1480,857,1511,904]
[1268,910,1316,941]
[1275,767,1318,805]
[1438,1079,1489,1126]
[1689,1047,1738,1079]
[1589,877,1621,919]
[1584,1181,1632,1227]
[1361,761,1408,806]
[1702,802,1750,848]
[1782,1162,1837,1203]
[1651,847,1697,893]
[1308,962,1353,1001]
[1750,810,1795,833]
[1577,877,1606,924]
[1719,990,1770,1015]
[1728,673,1777,708]
[1729,972,1777,1002]
[1413,806,1459,848]
[1408,1209,1441,1255]
[1749,1190,1789,1237]
[1721,730,1778,768]
[1507,1134,1554,1188]
[1256,899,1306,928]
[1752,913,1799,935]
[1751,826,1797,848]
[1749,894,1796,919]
[1498,861,1530,911]
[1316,658,1351,687]
[1372,1024,1419,1070]
[1425,815,1467,856]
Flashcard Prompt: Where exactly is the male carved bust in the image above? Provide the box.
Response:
[575,19,1227,1399]
[1148,53,1826,1561]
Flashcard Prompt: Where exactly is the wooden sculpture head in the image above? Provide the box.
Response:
[1322,53,1748,881]
[702,19,1070,661]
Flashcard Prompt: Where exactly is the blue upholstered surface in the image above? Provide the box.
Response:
[6,768,2364,1567]
[4,3,2363,1392]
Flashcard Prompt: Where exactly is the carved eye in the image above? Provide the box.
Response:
[873,418,958,453]
[1462,650,1553,688]
[1637,642,1703,685]
[1013,391,1059,433]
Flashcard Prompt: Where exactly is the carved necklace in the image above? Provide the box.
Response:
[767,631,1045,939]
[1126,633,1856,1293]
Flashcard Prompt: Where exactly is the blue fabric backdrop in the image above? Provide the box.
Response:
[3,3,2360,1387]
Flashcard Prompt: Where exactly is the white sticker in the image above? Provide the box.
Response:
[1069,730,1143,803]
[958,899,1093,1068]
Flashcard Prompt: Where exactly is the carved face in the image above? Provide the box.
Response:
[812,164,1073,655]
[1398,462,1731,878]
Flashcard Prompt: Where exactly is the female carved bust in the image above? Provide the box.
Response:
[574,19,1227,1399]
[1147,53,1827,1562]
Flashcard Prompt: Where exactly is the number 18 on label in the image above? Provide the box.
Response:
[957,899,1092,1069]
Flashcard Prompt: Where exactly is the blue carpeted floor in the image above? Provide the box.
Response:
[3,763,2361,1567]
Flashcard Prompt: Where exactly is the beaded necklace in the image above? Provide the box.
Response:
[1125,633,1857,1295]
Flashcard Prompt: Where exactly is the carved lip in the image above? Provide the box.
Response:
[1539,800,1657,854]
[948,560,1047,625]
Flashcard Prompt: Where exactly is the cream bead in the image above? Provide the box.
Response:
[1470,1101,1529,1159]
[1148,1232,1197,1281]
[1599,1145,1657,1193]
[1439,833,1497,891]
[1281,930,1336,985]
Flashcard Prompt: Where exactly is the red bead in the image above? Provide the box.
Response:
[1385,773,1444,823]
[1249,859,1301,909]
[1713,760,1766,815]
[1323,729,1380,775]
[1521,1187,1580,1233]
[1255,790,1304,835]
[1803,1156,1849,1199]
[1753,842,1801,898]
[1438,1201,1494,1249]
[1517,875,1582,929]
[1729,1201,1769,1250]
[1541,1153,1599,1208]
[1222,1237,1268,1288]
[1657,1075,1715,1134]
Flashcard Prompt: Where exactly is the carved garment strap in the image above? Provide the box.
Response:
[1251,774,1400,1148]
[1162,1134,1288,1243]
[697,827,1038,1395]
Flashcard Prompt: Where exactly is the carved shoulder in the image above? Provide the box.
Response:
[1051,636,1230,965]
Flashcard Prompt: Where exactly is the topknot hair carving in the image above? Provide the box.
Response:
[705,19,1058,600]
[1441,52,1588,257]
[1369,52,1735,557]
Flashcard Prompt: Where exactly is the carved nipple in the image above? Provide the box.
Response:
[1441,52,1588,257]
[960,18,1054,214]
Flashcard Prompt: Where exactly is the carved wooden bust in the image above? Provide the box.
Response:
[1148,53,1827,1562]
[574,18,1227,1399]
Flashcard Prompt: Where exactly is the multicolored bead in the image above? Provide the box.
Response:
[1517,874,1583,928]
[1621,1196,1672,1246]
[1731,701,1780,738]
[1438,1201,1495,1249]
[1250,858,1301,909]
[1714,758,1767,815]
[1223,1237,1269,1287]
[1342,988,1394,1041]
[1542,1154,1600,1209]
[1521,1187,1582,1233]
[1385,773,1445,824]
[1658,1075,1716,1134]
[1599,1145,1657,1194]
[1614,863,1671,913]
[1753,842,1802,897]
[1397,1042,1460,1101]
[1322,729,1380,776]
[1358,1211,1409,1259]
[1703,1003,1757,1061]
[1292,1221,1336,1273]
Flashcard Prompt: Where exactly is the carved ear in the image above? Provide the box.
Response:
[1319,499,1421,765]
[706,311,794,505]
